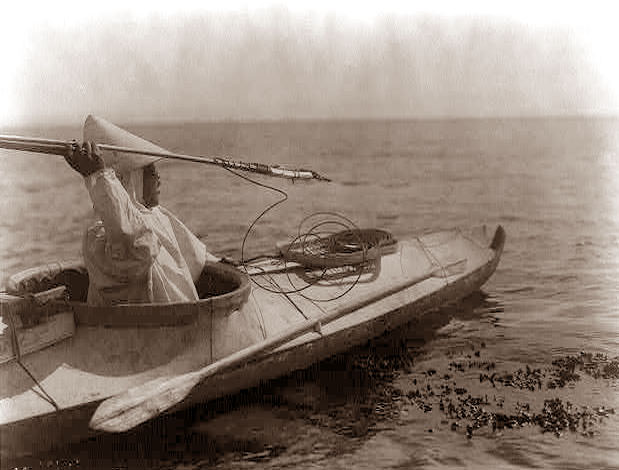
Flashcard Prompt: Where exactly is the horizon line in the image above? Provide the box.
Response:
[2,112,618,130]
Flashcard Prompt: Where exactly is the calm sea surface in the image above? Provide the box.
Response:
[1,117,618,469]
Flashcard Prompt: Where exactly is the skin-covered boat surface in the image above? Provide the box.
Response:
[0,223,505,459]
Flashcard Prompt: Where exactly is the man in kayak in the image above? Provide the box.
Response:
[64,141,221,306]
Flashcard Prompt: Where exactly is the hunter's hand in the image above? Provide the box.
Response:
[219,256,240,267]
[64,141,105,177]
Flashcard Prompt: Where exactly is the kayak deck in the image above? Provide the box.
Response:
[249,226,495,340]
[178,224,505,407]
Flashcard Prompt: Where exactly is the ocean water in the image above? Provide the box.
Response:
[1,117,618,469]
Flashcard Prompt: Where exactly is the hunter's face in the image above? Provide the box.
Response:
[143,164,160,208]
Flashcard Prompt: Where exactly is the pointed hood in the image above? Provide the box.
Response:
[83,115,165,174]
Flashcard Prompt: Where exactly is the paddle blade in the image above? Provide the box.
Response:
[89,373,200,433]
[430,259,467,278]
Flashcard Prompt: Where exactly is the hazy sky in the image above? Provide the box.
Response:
[2,2,618,125]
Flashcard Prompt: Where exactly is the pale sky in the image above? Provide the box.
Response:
[2,1,618,126]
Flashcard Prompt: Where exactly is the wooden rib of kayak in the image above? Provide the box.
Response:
[0,116,506,460]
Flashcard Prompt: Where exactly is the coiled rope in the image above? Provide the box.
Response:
[219,167,394,303]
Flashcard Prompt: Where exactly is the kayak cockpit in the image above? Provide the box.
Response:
[0,260,252,366]
[5,260,247,304]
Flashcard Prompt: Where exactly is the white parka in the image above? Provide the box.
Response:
[82,167,218,306]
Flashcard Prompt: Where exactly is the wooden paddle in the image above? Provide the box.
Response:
[89,258,467,433]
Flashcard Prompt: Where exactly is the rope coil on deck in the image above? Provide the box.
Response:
[280,226,397,269]
[248,213,398,303]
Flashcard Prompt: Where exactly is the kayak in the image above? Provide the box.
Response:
[0,116,506,459]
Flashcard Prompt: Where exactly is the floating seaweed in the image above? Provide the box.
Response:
[400,349,618,440]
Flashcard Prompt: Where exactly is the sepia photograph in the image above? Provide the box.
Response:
[1,1,618,469]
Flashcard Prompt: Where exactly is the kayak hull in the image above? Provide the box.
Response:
[1,225,504,460]
[181,225,505,409]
